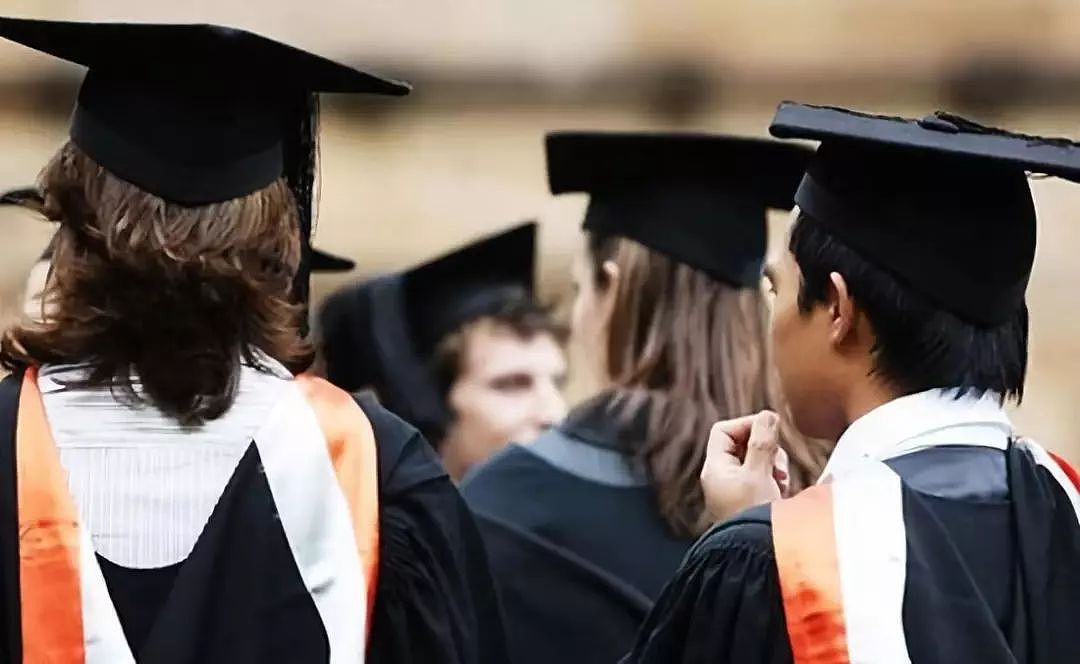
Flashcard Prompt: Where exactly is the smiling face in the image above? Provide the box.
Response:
[438,319,568,480]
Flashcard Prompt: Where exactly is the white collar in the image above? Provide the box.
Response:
[819,388,1014,483]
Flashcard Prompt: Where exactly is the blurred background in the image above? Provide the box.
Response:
[1,0,1079,457]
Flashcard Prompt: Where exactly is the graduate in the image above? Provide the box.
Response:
[0,18,506,663]
[461,131,827,664]
[319,222,568,480]
[624,104,1080,664]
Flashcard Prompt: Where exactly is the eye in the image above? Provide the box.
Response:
[489,373,534,392]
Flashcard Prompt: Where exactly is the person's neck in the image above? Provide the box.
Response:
[837,377,901,439]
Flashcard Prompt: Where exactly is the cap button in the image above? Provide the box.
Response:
[917,113,960,133]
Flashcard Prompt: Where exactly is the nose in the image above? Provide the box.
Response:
[535,379,568,429]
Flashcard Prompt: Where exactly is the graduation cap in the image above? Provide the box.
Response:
[319,222,537,444]
[769,102,1080,326]
[404,222,535,356]
[546,131,812,287]
[310,249,355,273]
[0,17,409,305]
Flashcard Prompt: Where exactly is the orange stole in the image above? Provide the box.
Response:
[772,484,850,664]
[16,366,86,663]
[295,374,381,637]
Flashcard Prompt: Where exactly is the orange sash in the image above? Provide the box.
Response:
[772,485,850,664]
[17,368,85,662]
[295,374,381,631]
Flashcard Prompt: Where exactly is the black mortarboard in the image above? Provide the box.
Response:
[0,17,409,306]
[310,249,355,273]
[319,222,537,444]
[546,131,811,287]
[769,102,1080,326]
[404,222,535,356]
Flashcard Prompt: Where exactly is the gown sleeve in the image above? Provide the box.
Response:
[357,394,509,664]
[621,512,793,664]
[0,374,20,663]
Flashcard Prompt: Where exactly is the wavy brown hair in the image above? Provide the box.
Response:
[0,143,314,425]
[588,232,827,537]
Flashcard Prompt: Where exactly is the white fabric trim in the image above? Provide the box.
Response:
[254,382,368,664]
[821,389,1012,483]
[1019,439,1080,526]
[39,355,293,568]
[77,523,135,663]
[833,461,912,664]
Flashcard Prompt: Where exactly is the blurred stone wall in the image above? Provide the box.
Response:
[0,1,1078,458]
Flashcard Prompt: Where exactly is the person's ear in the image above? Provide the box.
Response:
[597,260,620,328]
[825,271,856,348]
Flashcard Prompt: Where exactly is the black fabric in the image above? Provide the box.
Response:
[770,103,1080,180]
[886,445,1008,500]
[0,374,21,664]
[474,512,651,664]
[310,248,355,273]
[320,275,448,444]
[622,507,791,664]
[357,393,510,664]
[795,144,1033,325]
[320,222,537,447]
[134,444,329,663]
[0,17,408,206]
[462,397,694,664]
[96,558,181,655]
[545,131,810,287]
[69,84,288,206]
[623,445,1080,664]
[1007,444,1080,664]
[768,102,1080,325]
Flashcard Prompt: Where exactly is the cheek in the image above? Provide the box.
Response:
[770,297,810,402]
[769,300,833,438]
[770,296,798,371]
[452,383,523,436]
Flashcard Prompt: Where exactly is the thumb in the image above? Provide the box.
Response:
[744,410,780,474]
[704,414,757,468]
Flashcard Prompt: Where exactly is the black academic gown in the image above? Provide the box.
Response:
[623,444,1080,664]
[0,375,508,663]
[461,393,695,664]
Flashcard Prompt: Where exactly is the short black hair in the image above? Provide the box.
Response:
[789,212,1028,402]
